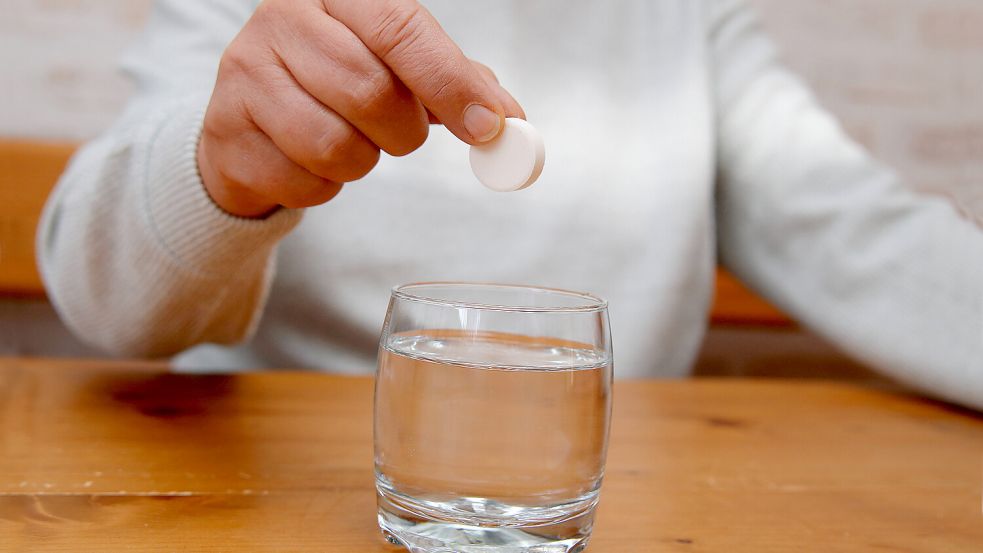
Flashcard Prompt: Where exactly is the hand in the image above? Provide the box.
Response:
[197,0,524,218]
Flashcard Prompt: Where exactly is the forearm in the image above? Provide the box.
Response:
[38,96,302,357]
[709,0,983,410]
[718,138,983,410]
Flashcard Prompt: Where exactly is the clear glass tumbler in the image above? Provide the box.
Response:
[374,283,613,553]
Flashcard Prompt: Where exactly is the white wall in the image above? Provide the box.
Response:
[1,0,150,139]
[2,0,981,359]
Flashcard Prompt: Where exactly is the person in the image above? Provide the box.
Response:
[38,0,983,409]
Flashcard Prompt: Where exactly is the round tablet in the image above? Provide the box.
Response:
[469,118,545,192]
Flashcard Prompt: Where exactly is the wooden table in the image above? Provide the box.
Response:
[1,358,981,551]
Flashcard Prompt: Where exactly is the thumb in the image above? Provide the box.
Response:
[324,0,506,144]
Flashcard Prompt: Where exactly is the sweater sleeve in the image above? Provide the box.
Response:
[37,0,303,358]
[706,0,983,409]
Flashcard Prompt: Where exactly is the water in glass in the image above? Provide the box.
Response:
[376,326,612,553]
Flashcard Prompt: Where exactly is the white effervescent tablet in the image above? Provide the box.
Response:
[469,118,545,192]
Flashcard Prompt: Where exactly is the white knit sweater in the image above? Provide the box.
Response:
[38,0,983,409]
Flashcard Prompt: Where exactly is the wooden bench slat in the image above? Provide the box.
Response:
[0,140,76,297]
[0,139,793,325]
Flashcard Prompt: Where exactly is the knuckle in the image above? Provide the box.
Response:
[252,0,285,26]
[422,63,470,109]
[219,39,252,79]
[310,123,358,164]
[347,69,397,117]
[309,126,380,182]
[369,1,426,58]
[221,43,280,92]
[203,85,250,136]
[219,20,284,86]
[200,107,224,141]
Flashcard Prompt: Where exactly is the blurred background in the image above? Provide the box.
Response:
[2,0,982,376]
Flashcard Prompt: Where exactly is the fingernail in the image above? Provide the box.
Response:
[463,104,502,143]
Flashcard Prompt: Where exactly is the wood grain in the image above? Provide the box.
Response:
[1,357,980,551]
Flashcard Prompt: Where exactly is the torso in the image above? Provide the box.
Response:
[178,0,716,378]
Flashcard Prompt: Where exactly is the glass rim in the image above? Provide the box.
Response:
[391,282,608,313]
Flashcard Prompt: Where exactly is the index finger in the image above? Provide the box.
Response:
[322,0,511,144]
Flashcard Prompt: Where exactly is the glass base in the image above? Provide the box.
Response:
[376,486,596,553]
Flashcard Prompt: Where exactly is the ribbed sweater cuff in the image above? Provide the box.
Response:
[143,98,303,276]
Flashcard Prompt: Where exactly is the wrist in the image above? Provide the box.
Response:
[142,96,305,275]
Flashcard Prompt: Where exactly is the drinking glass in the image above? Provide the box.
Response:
[374,282,613,553]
